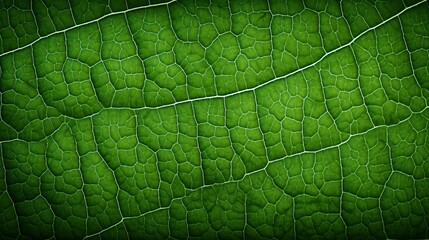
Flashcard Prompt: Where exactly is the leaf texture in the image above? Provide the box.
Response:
[1,0,429,239]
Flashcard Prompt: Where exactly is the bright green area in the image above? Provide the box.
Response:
[1,0,429,239]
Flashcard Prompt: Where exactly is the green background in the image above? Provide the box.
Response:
[1,0,428,239]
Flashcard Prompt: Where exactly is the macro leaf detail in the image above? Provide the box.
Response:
[1,0,429,239]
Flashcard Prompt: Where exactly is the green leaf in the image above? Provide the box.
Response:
[1,0,429,239]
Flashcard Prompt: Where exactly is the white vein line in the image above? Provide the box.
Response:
[0,0,177,58]
[103,0,428,112]
[81,103,429,239]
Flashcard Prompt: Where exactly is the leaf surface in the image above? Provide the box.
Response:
[1,0,429,239]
